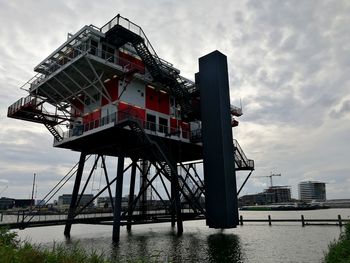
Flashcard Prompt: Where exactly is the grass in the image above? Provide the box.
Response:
[324,223,350,263]
[0,227,165,263]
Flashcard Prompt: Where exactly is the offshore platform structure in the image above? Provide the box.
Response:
[8,14,254,241]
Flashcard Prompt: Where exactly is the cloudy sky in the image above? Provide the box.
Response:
[0,0,349,201]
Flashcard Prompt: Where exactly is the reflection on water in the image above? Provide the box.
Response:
[108,228,243,262]
[207,233,243,263]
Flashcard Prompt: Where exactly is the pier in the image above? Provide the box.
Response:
[1,210,348,230]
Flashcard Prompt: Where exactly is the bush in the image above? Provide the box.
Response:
[0,227,109,263]
[325,223,350,263]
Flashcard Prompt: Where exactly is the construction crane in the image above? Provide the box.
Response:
[256,173,281,187]
[0,185,8,196]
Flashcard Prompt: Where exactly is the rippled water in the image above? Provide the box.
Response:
[14,208,350,262]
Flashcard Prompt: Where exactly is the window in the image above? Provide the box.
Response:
[146,114,156,131]
[159,117,168,134]
[90,40,98,55]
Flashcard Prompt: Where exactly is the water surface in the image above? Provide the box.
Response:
[15,208,350,262]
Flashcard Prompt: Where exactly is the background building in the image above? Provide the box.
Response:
[239,186,291,206]
[58,194,94,208]
[0,197,15,210]
[298,181,326,202]
[265,186,291,203]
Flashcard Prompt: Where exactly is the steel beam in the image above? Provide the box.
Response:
[126,159,137,231]
[64,152,86,237]
[101,155,114,211]
[171,160,183,234]
[85,57,112,102]
[112,155,125,242]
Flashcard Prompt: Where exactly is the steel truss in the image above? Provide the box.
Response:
[62,151,208,242]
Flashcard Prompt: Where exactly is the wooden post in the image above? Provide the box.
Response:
[240,215,243,226]
[338,215,343,227]
[301,215,305,227]
[0,212,3,222]
[268,215,272,226]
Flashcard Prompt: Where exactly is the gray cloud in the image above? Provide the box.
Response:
[0,0,349,200]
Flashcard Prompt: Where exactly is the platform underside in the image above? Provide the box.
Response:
[30,53,152,104]
[54,124,203,162]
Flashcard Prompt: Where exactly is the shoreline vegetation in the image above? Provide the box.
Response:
[325,222,350,262]
[0,227,110,263]
[1,225,350,263]
[0,227,166,263]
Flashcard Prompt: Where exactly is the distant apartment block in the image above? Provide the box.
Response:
[298,181,326,202]
[58,194,94,208]
[239,186,291,206]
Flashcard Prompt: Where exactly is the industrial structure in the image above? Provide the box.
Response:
[298,181,326,202]
[239,185,291,206]
[7,14,254,241]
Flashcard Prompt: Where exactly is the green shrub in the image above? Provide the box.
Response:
[325,223,350,263]
[0,227,19,248]
[0,227,109,263]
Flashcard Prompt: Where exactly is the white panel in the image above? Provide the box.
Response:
[118,79,145,108]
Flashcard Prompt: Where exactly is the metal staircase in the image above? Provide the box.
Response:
[180,176,203,204]
[103,15,196,120]
[233,139,254,171]
[8,95,64,142]
[117,118,205,215]
[38,115,63,142]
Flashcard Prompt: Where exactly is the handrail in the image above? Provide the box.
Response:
[100,14,174,69]
[57,107,192,143]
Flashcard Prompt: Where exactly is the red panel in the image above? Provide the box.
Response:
[92,109,101,128]
[91,109,101,121]
[83,113,92,124]
[118,102,146,125]
[70,96,84,117]
[119,51,145,73]
[145,86,170,115]
[82,109,101,131]
[145,86,157,112]
[102,78,118,105]
[158,92,170,115]
[170,118,179,135]
[181,122,190,139]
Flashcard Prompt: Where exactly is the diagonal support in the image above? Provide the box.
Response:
[64,152,87,237]
[101,155,114,211]
[237,170,253,196]
[85,57,112,103]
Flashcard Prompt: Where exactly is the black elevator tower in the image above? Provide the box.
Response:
[197,50,239,228]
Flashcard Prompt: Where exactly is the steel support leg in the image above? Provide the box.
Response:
[127,160,137,231]
[64,152,86,237]
[140,160,149,216]
[113,155,125,242]
[171,176,176,227]
[171,161,183,235]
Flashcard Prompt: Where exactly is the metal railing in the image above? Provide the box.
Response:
[233,139,254,168]
[100,14,178,75]
[57,108,192,143]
